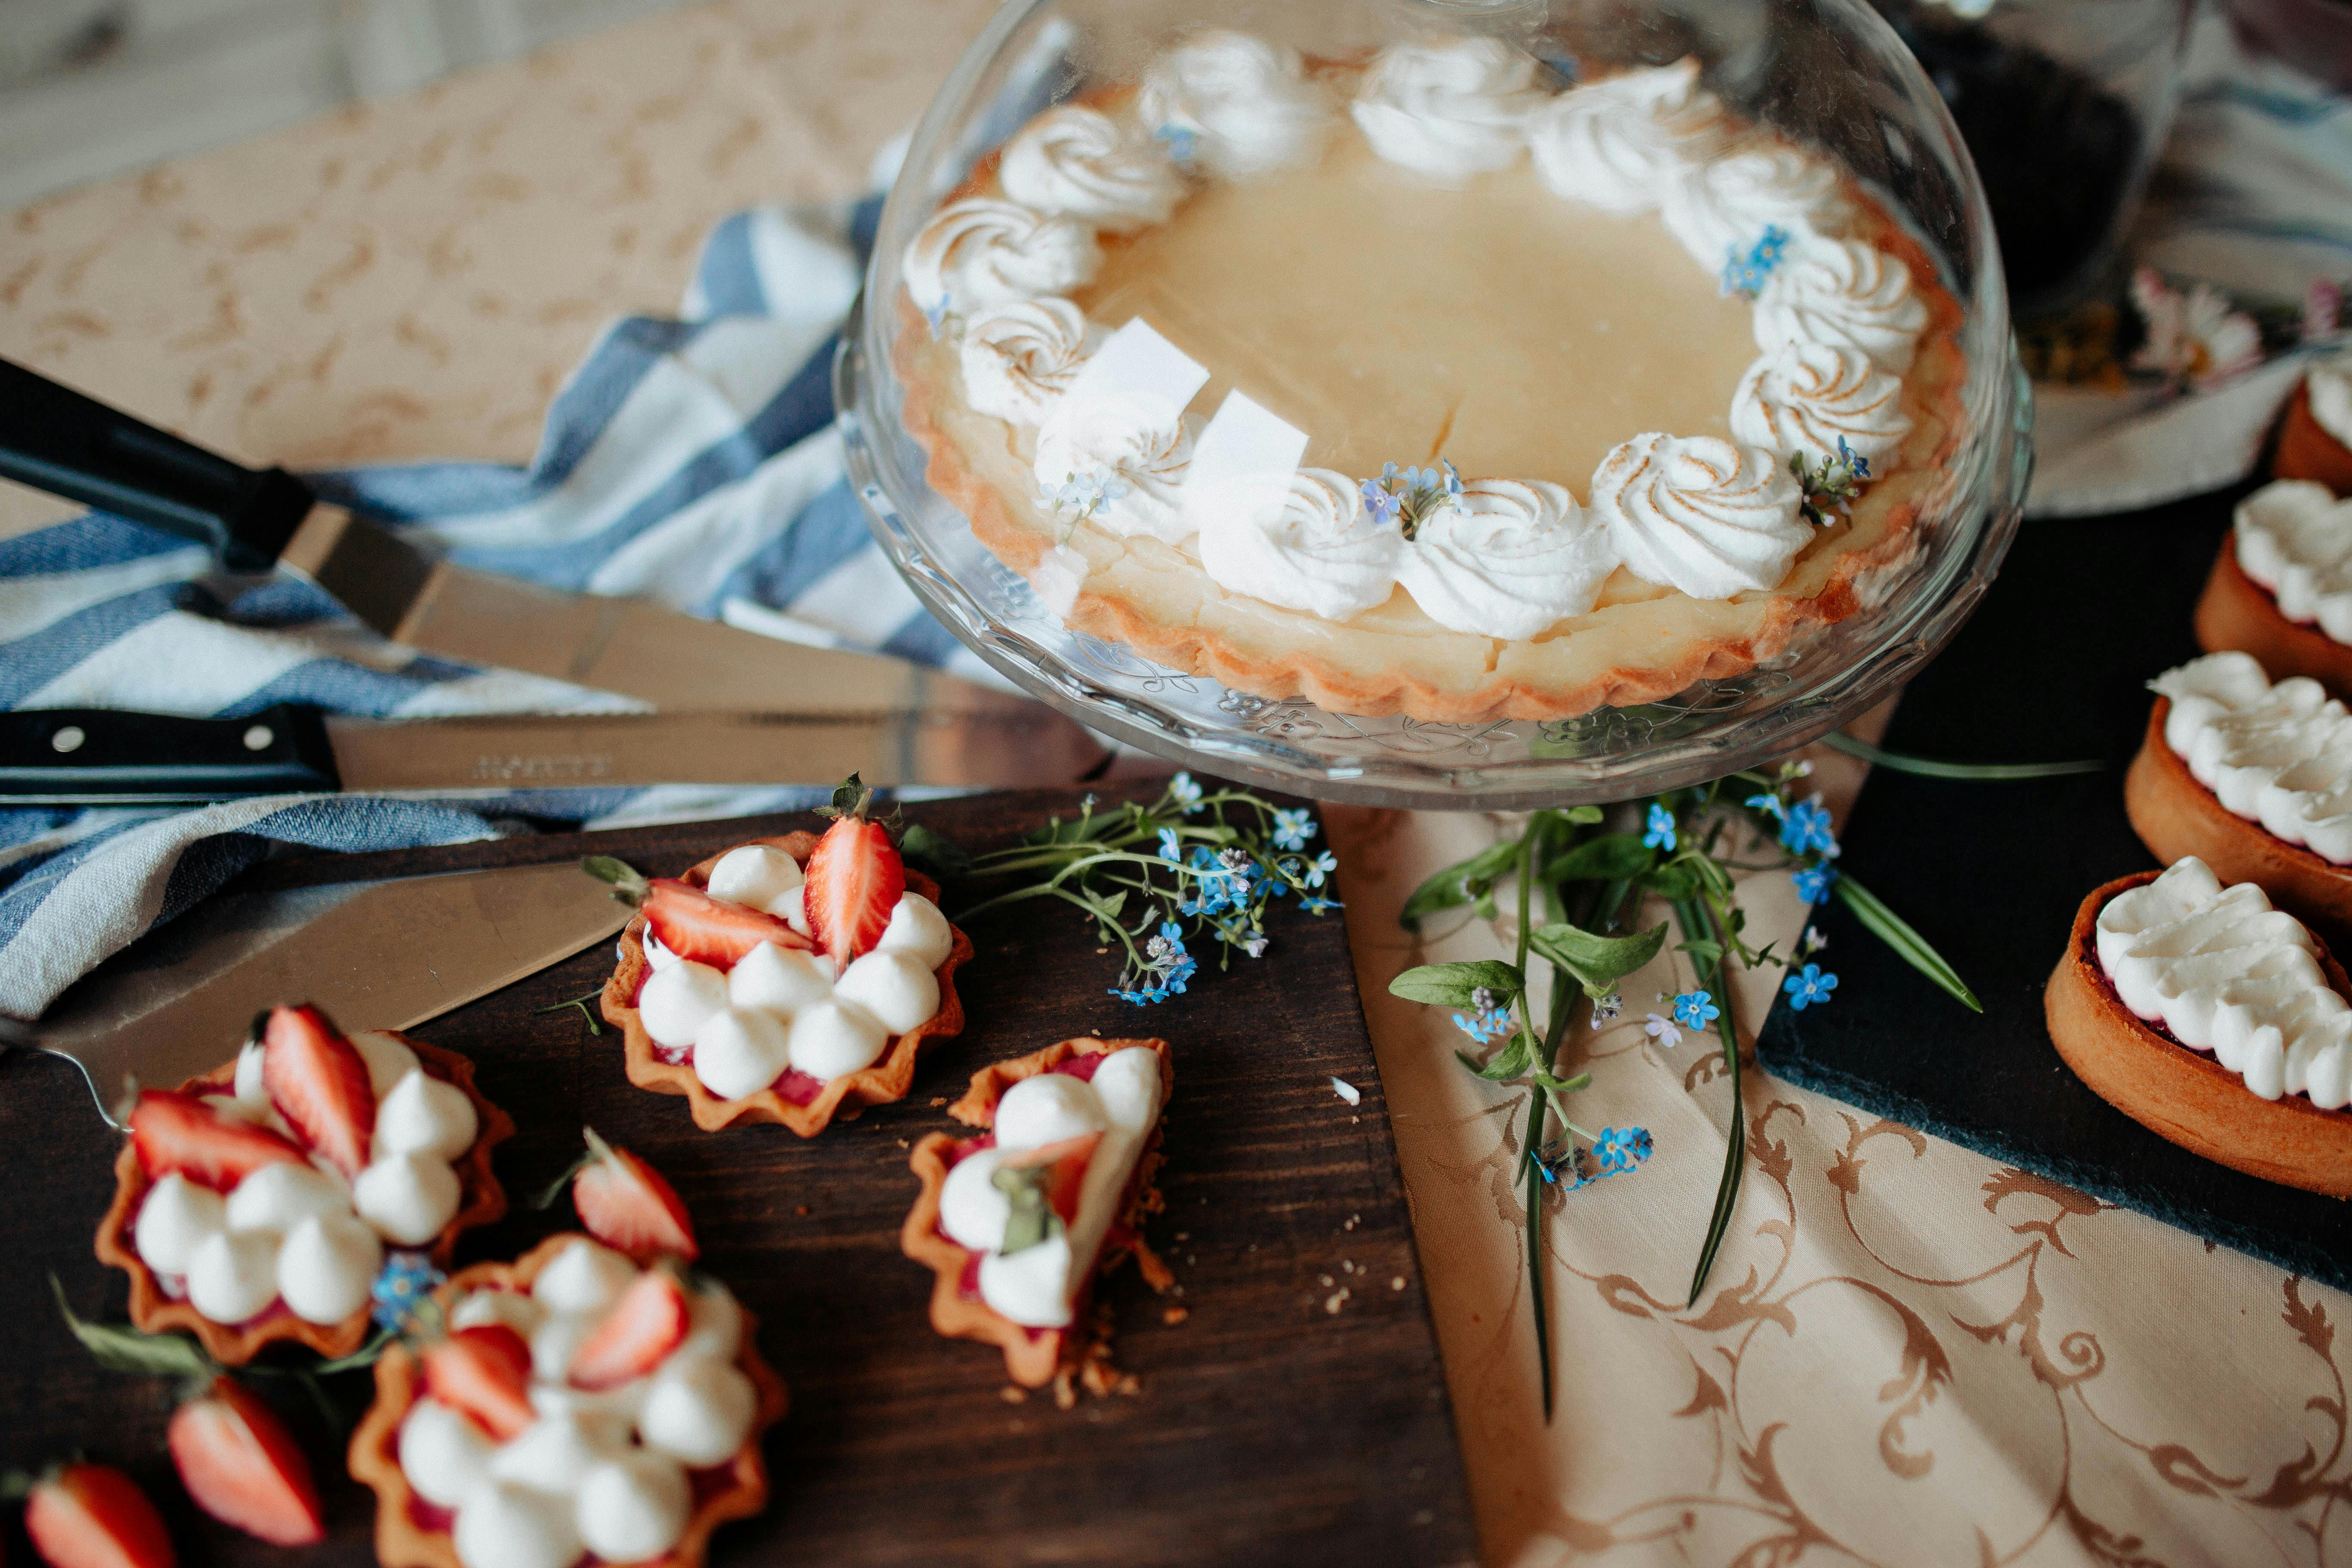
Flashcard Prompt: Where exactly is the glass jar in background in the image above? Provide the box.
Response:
[1869,0,2194,318]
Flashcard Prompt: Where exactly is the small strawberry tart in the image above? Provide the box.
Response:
[903,1037,1172,1389]
[2274,344,2352,497]
[95,1003,512,1363]
[592,787,971,1136]
[2045,856,2352,1196]
[349,1138,786,1568]
[2193,478,2352,698]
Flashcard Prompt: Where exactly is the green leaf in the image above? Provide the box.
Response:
[1820,731,2104,781]
[1399,840,1520,930]
[1531,1069,1591,1096]
[897,822,972,881]
[1562,805,1605,825]
[1644,861,1703,900]
[992,1162,1063,1256]
[1541,833,1654,884]
[1833,876,1983,1013]
[52,1275,215,1380]
[1526,920,1669,997]
[578,854,649,905]
[1464,1031,1534,1081]
[1389,959,1524,1008]
[1678,938,1725,968]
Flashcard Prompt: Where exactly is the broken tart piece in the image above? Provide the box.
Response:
[902,1036,1172,1388]
[593,787,971,1136]
[95,1003,512,1363]
[2129,652,2352,949]
[349,1139,787,1568]
[2045,855,2352,1196]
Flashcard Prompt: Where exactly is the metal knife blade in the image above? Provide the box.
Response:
[0,704,1110,802]
[12,861,628,1124]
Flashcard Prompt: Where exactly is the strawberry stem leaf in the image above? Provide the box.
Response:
[580,855,652,906]
[52,1273,220,1381]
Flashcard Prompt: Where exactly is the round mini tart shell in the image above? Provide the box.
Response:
[2043,870,2352,1197]
[93,1036,515,1366]
[2193,531,2352,699]
[891,87,1972,724]
[2274,379,2352,497]
[599,832,972,1136]
[346,1231,790,1568]
[901,1036,1173,1389]
[2125,698,2352,952]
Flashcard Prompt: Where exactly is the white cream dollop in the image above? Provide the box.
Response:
[574,1454,691,1562]
[349,1031,421,1097]
[453,1479,582,1568]
[727,941,835,1016]
[998,105,1184,232]
[704,844,803,914]
[977,1232,1078,1329]
[373,1070,479,1164]
[1593,432,1808,600]
[786,1000,889,1082]
[874,892,955,970]
[1526,57,1729,214]
[1137,31,1332,179]
[1350,38,1547,181]
[1395,479,1617,639]
[2096,856,2352,1108]
[450,1286,544,1339]
[903,198,1101,321]
[186,1230,279,1324]
[353,1152,462,1247]
[689,1007,793,1101]
[938,1145,1013,1253]
[637,960,729,1050]
[1661,144,1855,270]
[958,298,1097,426]
[400,1400,494,1509]
[995,1071,1111,1149]
[1033,390,1196,543]
[833,951,940,1035]
[276,1212,381,1325]
[2151,652,2352,865]
[1752,237,1928,373]
[2307,344,2352,449]
[2234,479,2352,645]
[135,1173,226,1276]
[638,1358,759,1468]
[1729,341,1911,469]
[530,1237,635,1316]
[488,1409,619,1497]
[1197,466,1404,622]
[224,1161,347,1237]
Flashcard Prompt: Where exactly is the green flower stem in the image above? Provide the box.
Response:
[1512,815,1555,1422]
[1677,894,1746,1310]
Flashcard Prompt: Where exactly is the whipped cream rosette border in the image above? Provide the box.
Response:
[900,34,1934,645]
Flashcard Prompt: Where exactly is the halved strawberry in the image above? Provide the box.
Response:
[999,1132,1101,1225]
[128,1090,304,1191]
[259,1004,375,1180]
[568,1268,689,1391]
[166,1378,323,1547]
[23,1463,175,1568]
[419,1326,537,1441]
[804,784,904,966]
[582,856,815,968]
[572,1129,698,1263]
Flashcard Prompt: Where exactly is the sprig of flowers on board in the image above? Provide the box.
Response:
[922,774,1339,1004]
[1386,763,1977,1419]
[1360,459,1464,540]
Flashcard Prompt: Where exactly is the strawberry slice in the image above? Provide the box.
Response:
[419,1325,537,1441]
[572,1129,698,1263]
[129,1089,305,1191]
[582,856,815,968]
[23,1463,176,1568]
[568,1268,689,1391]
[1000,1132,1101,1225]
[259,1004,376,1180]
[804,782,904,966]
[166,1378,323,1547]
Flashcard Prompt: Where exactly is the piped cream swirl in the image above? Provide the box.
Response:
[1730,342,1911,468]
[1136,31,1332,179]
[903,198,1100,319]
[959,298,1097,425]
[1197,467,1402,621]
[1033,391,1195,543]
[998,105,1185,232]
[2096,856,2352,1108]
[2151,652,2352,866]
[1526,57,1730,214]
[2234,479,2352,645]
[1752,237,1928,373]
[1350,38,1547,180]
[1592,433,1807,599]
[2309,346,2352,448]
[1661,145,1854,270]
[1395,480,1616,639]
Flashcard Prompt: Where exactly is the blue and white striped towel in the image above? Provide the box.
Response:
[0,185,983,1023]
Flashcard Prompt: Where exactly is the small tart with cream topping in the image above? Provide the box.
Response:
[348,1232,788,1568]
[2273,348,2352,497]
[95,1009,512,1364]
[2193,479,2352,698]
[597,824,971,1137]
[2127,653,2352,950]
[902,1037,1172,1388]
[2045,858,2352,1196]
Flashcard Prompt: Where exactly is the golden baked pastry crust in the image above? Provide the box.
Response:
[598,832,971,1136]
[901,1036,1171,1388]
[2044,870,2352,1197]
[346,1232,791,1568]
[94,1037,514,1365]
[2125,698,2352,952]
[2274,379,2352,497]
[893,110,1972,723]
[2192,532,2352,700]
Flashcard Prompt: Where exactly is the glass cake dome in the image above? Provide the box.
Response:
[836,0,2031,808]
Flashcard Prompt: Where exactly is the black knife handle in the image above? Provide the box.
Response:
[0,705,342,802]
[0,358,313,572]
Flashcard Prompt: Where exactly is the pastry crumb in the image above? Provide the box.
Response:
[1162,1306,1189,1326]
[1342,1213,1360,1231]
[1392,1276,1407,1291]
[895,1138,910,1148]
[1000,1385,1029,1404]
[793,1205,810,1217]
[1052,1371,1078,1410]
[1323,1292,1346,1315]
[1319,1274,1333,1287]
[930,1097,948,1106]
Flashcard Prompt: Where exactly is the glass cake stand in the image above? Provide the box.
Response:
[836,0,2034,811]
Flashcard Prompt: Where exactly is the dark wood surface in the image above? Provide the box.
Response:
[0,787,1477,1568]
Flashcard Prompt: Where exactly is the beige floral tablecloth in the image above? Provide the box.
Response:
[4,6,2348,1563]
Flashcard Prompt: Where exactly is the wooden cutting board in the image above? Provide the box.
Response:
[0,786,1476,1567]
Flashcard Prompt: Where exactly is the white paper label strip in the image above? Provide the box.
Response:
[1182,389,1310,535]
